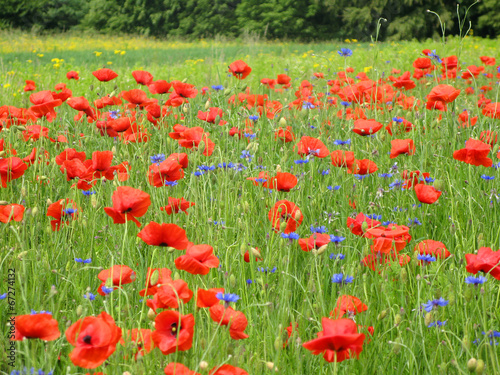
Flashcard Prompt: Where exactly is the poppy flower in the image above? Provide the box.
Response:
[160,197,195,215]
[139,267,173,297]
[67,96,96,120]
[198,107,226,125]
[66,70,79,80]
[148,80,172,94]
[303,318,365,363]
[480,130,498,146]
[390,139,415,159]
[65,311,122,369]
[92,68,118,82]
[132,70,154,86]
[346,213,381,237]
[164,363,200,375]
[352,119,383,136]
[413,57,432,70]
[104,186,151,228]
[392,71,415,90]
[14,313,60,341]
[480,56,496,66]
[98,265,136,286]
[265,172,298,192]
[171,81,198,99]
[209,364,249,375]
[298,233,331,252]
[138,222,188,249]
[46,198,79,231]
[457,110,478,128]
[465,247,500,280]
[228,60,252,80]
[348,159,378,175]
[24,80,36,92]
[274,126,295,142]
[426,84,460,106]
[0,203,25,223]
[147,279,193,311]
[209,304,249,340]
[121,328,154,359]
[331,150,355,168]
[453,138,493,167]
[175,243,219,275]
[414,240,450,259]
[152,310,195,355]
[482,102,500,119]
[414,184,442,204]
[330,295,368,319]
[22,124,49,141]
[296,136,330,158]
[268,200,303,234]
[196,288,225,308]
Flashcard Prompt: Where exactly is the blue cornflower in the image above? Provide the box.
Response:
[302,102,316,110]
[418,254,436,263]
[331,273,354,285]
[492,162,500,169]
[198,165,216,171]
[30,309,52,315]
[255,178,267,183]
[408,218,422,226]
[310,225,327,234]
[338,48,353,57]
[248,115,259,121]
[428,50,442,64]
[62,208,77,216]
[428,320,447,328]
[75,258,92,264]
[294,158,310,164]
[319,169,330,175]
[329,253,345,260]
[0,293,6,300]
[164,180,178,186]
[101,286,114,295]
[392,117,404,123]
[213,220,225,226]
[240,150,253,161]
[340,101,350,107]
[257,267,277,274]
[218,162,235,169]
[244,133,256,139]
[281,232,300,240]
[465,276,487,285]
[246,279,253,284]
[327,185,341,191]
[422,298,448,312]
[382,221,396,225]
[424,177,435,183]
[333,139,351,146]
[150,153,166,164]
[109,110,120,119]
[330,235,346,243]
[412,204,422,208]
[235,163,247,172]
[379,173,393,178]
[498,66,500,74]
[193,170,205,176]
[481,175,495,180]
[84,292,96,301]
[211,85,224,91]
[82,190,96,196]
[354,174,370,180]
[216,293,240,303]
[366,214,382,220]
[389,180,403,189]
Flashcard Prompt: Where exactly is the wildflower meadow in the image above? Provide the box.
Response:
[1,30,500,375]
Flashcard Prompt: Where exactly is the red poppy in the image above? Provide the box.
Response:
[46,198,79,231]
[461,65,484,79]
[66,311,122,369]
[174,243,219,275]
[209,304,249,340]
[196,288,225,308]
[66,70,79,80]
[274,126,295,142]
[98,265,136,286]
[480,130,498,146]
[148,80,172,94]
[392,71,415,90]
[22,124,49,141]
[138,222,188,249]
[457,110,478,128]
[348,159,378,175]
[147,279,193,311]
[67,96,96,120]
[92,68,118,82]
[171,81,198,99]
[198,107,226,125]
[104,186,151,227]
[482,102,500,119]
[330,295,368,319]
[209,364,248,375]
[296,136,329,158]
[298,233,331,252]
[303,318,365,363]
[346,213,381,237]
[414,240,450,259]
[152,310,195,355]
[24,80,36,92]
[268,200,303,233]
[414,184,442,204]
[265,172,298,192]
[164,363,200,375]
[480,56,496,66]
[94,95,122,109]
[352,119,383,136]
[14,313,60,341]
[0,203,25,223]
[413,57,432,70]
[160,197,195,215]
[121,89,155,108]
[331,150,355,168]
[277,74,291,85]
[132,70,154,85]
[228,60,252,80]
[452,138,493,167]
[139,267,173,297]
[362,253,411,273]
[465,247,500,280]
[390,139,415,159]
[426,84,460,108]
[121,328,154,359]
[0,157,28,188]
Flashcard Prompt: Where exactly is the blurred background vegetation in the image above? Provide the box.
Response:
[0,0,497,41]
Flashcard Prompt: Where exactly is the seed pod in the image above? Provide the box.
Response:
[377,310,388,320]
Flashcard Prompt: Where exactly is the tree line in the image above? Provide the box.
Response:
[1,0,498,41]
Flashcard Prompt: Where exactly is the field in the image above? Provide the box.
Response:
[1,31,500,375]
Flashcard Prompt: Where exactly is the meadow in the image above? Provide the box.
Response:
[0,31,499,375]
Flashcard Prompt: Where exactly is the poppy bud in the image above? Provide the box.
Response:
[400,268,408,282]
[227,343,235,356]
[379,132,386,142]
[433,179,445,191]
[91,195,97,208]
[89,84,94,91]
[462,335,471,350]
[224,88,232,96]
[197,140,206,154]
[467,358,477,372]
[230,274,237,288]
[424,312,433,326]
[475,359,485,375]
[17,251,28,260]
[240,243,248,256]
[0,200,7,205]
[21,187,27,197]
[123,372,132,375]
[167,246,176,253]
[266,362,277,371]
[251,247,263,259]
[0,151,5,157]
[493,144,499,155]
[182,78,188,83]
[276,164,282,173]
[147,308,156,321]
[314,244,328,255]
[76,305,83,317]
[391,338,402,354]
[294,210,302,221]
[395,313,402,326]
[242,201,250,213]
[377,310,388,320]
[199,361,209,370]
[279,117,287,126]
[274,335,283,351]
[361,220,368,232]
[183,104,189,113]
[173,271,180,280]
[149,270,159,286]
[111,146,116,156]
[205,100,210,109]
[280,221,287,232]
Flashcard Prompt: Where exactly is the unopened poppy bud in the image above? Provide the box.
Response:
[275,164,282,173]
[230,274,237,288]
[242,201,250,212]
[89,84,94,91]
[251,247,263,259]
[315,244,328,255]
[0,151,5,157]
[379,132,386,142]
[123,372,132,375]
[400,268,408,282]
[240,243,248,256]
[433,179,445,191]
[111,146,116,156]
[205,100,210,110]
[266,362,277,371]
[17,251,28,260]
[377,310,387,320]
[475,359,484,375]
[197,140,205,154]
[183,104,189,113]
[167,246,176,253]
[294,210,302,221]
[21,187,26,197]
[91,195,97,208]
[274,336,283,351]
[493,144,499,155]
[173,271,180,280]
[149,270,159,286]
[467,358,477,372]
[0,200,8,205]
[279,117,287,126]
[391,338,402,354]
[181,78,188,83]
[462,335,471,350]
[224,88,231,96]
[147,308,156,321]
[361,220,368,232]
[280,221,287,232]
[395,313,402,326]
[199,361,209,370]
[424,312,433,326]
[76,305,83,317]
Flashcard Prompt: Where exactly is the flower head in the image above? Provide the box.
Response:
[338,48,353,57]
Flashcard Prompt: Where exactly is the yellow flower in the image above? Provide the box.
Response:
[364,66,373,73]
[120,51,126,55]
[344,39,351,43]
[53,63,60,69]
[51,58,59,63]
[114,50,121,54]
[107,61,113,65]
[352,39,358,43]
[7,71,15,76]
[3,83,11,88]
[37,53,44,57]
[94,51,102,57]
[27,60,32,63]
[313,63,319,68]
